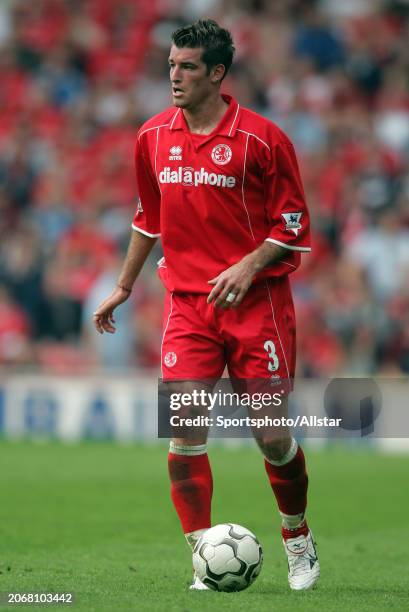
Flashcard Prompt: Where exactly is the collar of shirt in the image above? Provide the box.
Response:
[168,94,240,146]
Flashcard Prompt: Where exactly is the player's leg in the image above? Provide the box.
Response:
[245,391,310,544]
[249,396,308,535]
[258,432,319,590]
[166,380,214,552]
[224,278,319,590]
[255,420,319,590]
[160,292,225,589]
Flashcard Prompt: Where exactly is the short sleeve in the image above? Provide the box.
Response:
[264,143,311,252]
[131,133,161,237]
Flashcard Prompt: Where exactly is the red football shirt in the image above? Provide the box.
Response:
[132,94,311,293]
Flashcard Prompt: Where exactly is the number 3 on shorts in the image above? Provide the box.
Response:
[263,340,279,372]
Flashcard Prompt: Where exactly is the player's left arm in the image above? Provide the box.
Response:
[208,140,310,309]
[207,241,286,308]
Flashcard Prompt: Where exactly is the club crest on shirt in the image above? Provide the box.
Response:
[164,352,177,367]
[211,143,232,165]
[169,145,182,160]
[282,212,302,235]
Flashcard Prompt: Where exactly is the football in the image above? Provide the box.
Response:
[192,523,263,592]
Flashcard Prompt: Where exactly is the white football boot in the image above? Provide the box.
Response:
[189,574,209,591]
[283,530,320,590]
[187,528,210,591]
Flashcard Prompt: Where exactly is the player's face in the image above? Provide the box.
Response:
[168,45,221,110]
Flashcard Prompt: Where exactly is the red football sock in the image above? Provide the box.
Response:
[264,445,309,537]
[281,520,309,540]
[168,452,213,534]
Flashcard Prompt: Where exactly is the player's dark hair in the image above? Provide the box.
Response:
[171,19,235,81]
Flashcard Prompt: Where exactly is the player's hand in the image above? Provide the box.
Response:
[93,286,131,334]
[207,257,256,309]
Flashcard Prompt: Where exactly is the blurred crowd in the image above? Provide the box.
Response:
[0,0,408,376]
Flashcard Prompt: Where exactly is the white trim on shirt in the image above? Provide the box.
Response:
[138,124,170,138]
[240,133,256,242]
[265,238,311,252]
[132,223,161,238]
[228,104,240,136]
[236,128,271,151]
[169,109,181,129]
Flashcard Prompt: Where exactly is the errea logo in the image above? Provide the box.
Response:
[169,145,182,160]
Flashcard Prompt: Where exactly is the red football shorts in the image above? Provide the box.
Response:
[160,277,296,382]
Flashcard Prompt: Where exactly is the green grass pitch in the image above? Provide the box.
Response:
[0,441,408,611]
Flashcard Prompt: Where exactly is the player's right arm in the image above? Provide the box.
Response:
[93,128,161,334]
[93,231,157,334]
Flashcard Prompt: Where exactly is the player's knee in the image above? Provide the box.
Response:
[255,435,293,463]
